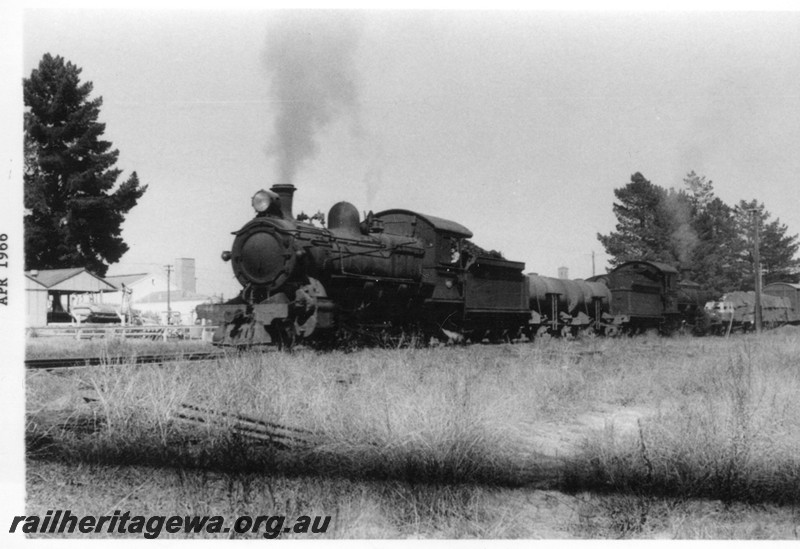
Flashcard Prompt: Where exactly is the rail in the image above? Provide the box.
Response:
[25,351,227,370]
[173,403,320,449]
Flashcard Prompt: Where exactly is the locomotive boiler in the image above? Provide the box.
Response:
[196,184,531,347]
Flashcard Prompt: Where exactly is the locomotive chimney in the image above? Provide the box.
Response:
[270,183,296,220]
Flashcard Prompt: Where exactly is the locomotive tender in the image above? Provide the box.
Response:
[589,261,713,336]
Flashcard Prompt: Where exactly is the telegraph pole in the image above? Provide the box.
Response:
[592,251,596,277]
[748,209,763,334]
[164,264,173,325]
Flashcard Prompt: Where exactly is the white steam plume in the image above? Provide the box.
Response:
[663,191,699,267]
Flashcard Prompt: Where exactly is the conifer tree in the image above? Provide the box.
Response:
[598,170,800,291]
[24,53,147,276]
[596,172,674,267]
[733,200,800,288]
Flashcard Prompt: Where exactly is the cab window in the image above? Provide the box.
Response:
[437,235,461,265]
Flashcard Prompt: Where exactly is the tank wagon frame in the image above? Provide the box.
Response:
[526,274,611,337]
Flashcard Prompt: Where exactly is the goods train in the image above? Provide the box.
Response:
[704,284,800,335]
[196,184,798,347]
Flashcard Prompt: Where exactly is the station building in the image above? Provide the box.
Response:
[25,268,117,326]
[26,258,210,327]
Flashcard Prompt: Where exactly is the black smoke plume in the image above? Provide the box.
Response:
[263,11,362,184]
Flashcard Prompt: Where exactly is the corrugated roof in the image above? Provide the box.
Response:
[25,268,85,288]
[25,268,116,291]
[105,273,150,287]
[764,282,800,290]
[721,291,789,309]
[613,260,679,274]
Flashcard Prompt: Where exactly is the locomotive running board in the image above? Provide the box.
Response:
[196,302,289,325]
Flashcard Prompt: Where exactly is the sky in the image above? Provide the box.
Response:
[9,6,800,299]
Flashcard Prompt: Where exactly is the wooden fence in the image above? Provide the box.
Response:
[26,324,218,341]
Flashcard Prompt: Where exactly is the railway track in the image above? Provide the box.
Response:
[25,351,229,371]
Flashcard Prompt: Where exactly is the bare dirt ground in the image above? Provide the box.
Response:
[523,404,652,459]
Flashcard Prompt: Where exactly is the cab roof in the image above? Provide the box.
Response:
[375,209,473,238]
[612,260,679,274]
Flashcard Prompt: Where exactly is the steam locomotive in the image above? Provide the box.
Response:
[195,184,775,347]
[196,184,531,347]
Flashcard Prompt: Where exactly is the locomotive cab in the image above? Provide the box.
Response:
[374,209,529,341]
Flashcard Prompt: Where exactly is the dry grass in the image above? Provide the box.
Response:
[29,345,563,484]
[564,334,800,505]
[24,327,800,538]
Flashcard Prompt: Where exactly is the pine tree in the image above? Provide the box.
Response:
[683,170,715,213]
[23,53,147,276]
[734,200,800,288]
[596,172,674,267]
[686,196,743,293]
[599,170,800,291]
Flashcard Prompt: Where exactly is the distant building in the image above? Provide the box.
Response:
[104,272,173,305]
[175,257,197,294]
[25,268,117,326]
[134,289,209,325]
[105,258,208,324]
[25,259,209,327]
[558,266,569,279]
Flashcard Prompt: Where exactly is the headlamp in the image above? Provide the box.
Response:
[251,189,277,213]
